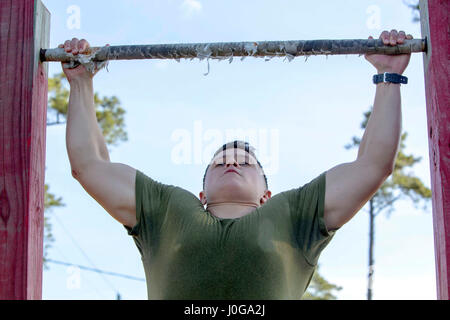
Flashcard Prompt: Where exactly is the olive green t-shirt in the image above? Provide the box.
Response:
[124,170,336,300]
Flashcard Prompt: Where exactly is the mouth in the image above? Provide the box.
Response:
[224,169,239,175]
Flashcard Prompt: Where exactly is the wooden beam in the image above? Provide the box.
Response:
[419,0,450,300]
[0,0,50,299]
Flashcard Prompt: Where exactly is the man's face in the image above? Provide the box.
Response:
[200,148,270,207]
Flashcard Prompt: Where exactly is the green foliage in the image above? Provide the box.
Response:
[94,93,128,147]
[43,183,64,269]
[44,72,128,265]
[48,73,69,117]
[47,72,128,148]
[302,265,342,300]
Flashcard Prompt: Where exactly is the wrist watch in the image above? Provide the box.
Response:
[373,72,408,84]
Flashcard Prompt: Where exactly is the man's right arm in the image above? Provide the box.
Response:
[66,77,109,170]
[63,38,136,228]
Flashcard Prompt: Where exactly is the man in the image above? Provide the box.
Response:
[62,30,413,299]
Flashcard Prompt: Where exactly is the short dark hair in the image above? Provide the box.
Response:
[202,140,268,190]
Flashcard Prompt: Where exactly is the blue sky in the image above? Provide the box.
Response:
[41,0,435,299]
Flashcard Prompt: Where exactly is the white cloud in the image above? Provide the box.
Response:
[180,0,202,18]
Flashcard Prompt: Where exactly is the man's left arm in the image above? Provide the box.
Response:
[324,29,413,231]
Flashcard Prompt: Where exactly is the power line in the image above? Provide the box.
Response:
[52,245,106,298]
[53,215,121,294]
[46,259,145,282]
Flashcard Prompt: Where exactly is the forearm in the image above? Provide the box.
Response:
[357,82,402,172]
[66,78,110,173]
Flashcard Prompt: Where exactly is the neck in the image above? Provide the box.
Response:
[206,201,259,219]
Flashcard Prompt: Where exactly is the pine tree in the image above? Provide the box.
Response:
[302,265,342,300]
[346,107,431,299]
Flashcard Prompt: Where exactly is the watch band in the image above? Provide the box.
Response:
[373,72,408,84]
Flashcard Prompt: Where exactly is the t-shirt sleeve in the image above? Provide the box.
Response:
[123,170,175,248]
[281,172,337,266]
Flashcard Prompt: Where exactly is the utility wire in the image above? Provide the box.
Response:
[52,245,106,298]
[46,259,145,282]
[53,215,121,294]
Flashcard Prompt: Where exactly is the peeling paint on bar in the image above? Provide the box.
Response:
[40,38,426,73]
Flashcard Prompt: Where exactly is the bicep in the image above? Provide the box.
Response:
[324,160,390,230]
[74,160,137,228]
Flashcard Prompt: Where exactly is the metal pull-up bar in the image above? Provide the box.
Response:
[40,38,426,63]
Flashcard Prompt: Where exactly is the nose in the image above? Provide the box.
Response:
[225,157,239,167]
[225,161,238,167]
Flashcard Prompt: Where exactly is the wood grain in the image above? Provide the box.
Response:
[420,0,450,300]
[0,0,50,299]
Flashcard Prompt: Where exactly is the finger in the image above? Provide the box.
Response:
[70,37,79,54]
[398,31,406,44]
[78,39,89,54]
[380,30,390,45]
[64,40,72,52]
[390,29,398,45]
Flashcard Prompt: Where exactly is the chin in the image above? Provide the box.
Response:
[212,183,255,200]
[218,179,246,190]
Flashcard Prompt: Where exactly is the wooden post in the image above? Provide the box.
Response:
[419,0,450,300]
[0,0,50,299]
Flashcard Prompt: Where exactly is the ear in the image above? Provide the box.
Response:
[259,190,272,205]
[199,191,207,205]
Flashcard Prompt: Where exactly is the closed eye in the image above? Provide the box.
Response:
[214,162,252,167]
